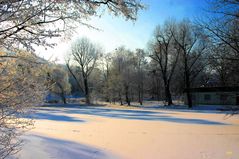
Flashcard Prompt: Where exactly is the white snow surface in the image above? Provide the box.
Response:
[10,104,239,159]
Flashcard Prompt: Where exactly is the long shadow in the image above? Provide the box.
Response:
[37,106,229,125]
[138,105,231,114]
[15,135,115,159]
[27,112,85,122]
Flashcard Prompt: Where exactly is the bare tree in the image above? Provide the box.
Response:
[100,53,112,102]
[203,0,239,113]
[207,0,239,18]
[172,20,208,108]
[108,48,125,105]
[149,21,180,106]
[103,47,135,106]
[134,49,147,105]
[114,47,135,106]
[67,37,101,104]
[198,0,239,58]
[198,0,239,87]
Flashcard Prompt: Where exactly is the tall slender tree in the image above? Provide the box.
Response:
[67,37,101,104]
[149,21,180,106]
[134,49,147,105]
[172,20,208,108]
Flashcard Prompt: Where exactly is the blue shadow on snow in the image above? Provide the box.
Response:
[28,112,85,122]
[36,106,229,125]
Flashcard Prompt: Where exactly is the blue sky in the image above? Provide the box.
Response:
[37,0,207,63]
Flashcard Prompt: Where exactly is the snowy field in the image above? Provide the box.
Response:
[12,105,239,159]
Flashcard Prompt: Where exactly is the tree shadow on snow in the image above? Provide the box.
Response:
[36,106,229,125]
[27,111,85,122]
[14,135,115,159]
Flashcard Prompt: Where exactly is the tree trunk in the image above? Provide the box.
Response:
[185,58,192,108]
[61,94,67,104]
[185,74,192,108]
[165,84,173,105]
[138,92,142,105]
[141,84,144,105]
[162,73,173,106]
[59,89,67,104]
[57,83,67,104]
[119,92,123,105]
[138,85,143,105]
[156,77,160,101]
[125,85,130,106]
[84,77,90,104]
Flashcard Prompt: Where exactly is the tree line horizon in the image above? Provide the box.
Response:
[50,17,238,108]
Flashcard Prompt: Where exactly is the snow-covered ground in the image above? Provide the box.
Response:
[12,105,239,159]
